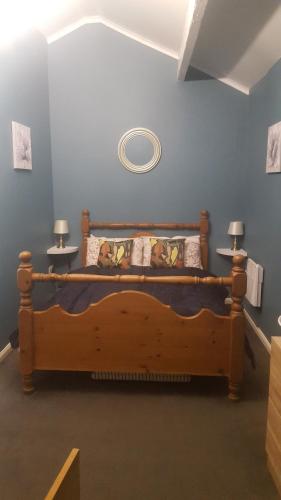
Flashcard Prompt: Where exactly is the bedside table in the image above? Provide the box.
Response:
[216,248,247,257]
[47,246,79,272]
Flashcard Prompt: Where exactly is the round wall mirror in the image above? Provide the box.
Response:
[118,128,161,173]
[126,134,154,165]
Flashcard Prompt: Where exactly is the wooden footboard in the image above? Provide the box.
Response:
[17,252,246,399]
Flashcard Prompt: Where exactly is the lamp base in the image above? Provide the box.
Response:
[231,236,238,251]
[57,235,65,248]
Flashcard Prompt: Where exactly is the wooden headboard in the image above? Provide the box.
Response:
[81,210,209,270]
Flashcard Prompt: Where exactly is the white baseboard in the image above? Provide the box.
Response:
[0,343,12,363]
[244,309,271,354]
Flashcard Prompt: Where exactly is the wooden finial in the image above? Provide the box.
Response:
[232,254,245,268]
[19,250,32,266]
[200,210,209,271]
[81,209,90,230]
[81,209,90,266]
[200,210,209,220]
[18,251,34,393]
[231,255,246,315]
[229,254,247,401]
[17,251,33,310]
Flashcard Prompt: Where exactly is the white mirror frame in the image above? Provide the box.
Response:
[118,128,161,173]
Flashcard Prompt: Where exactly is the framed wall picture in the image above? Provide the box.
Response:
[266,121,281,173]
[12,121,32,170]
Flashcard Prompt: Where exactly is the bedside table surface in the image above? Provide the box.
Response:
[216,248,247,257]
[47,246,79,255]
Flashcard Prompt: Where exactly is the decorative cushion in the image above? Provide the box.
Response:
[129,237,144,266]
[149,238,184,268]
[86,234,202,268]
[86,236,100,266]
[97,239,133,269]
[143,236,154,267]
[143,235,202,269]
[173,235,202,269]
[86,236,143,267]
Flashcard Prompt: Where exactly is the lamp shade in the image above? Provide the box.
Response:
[53,219,69,235]
[227,221,244,236]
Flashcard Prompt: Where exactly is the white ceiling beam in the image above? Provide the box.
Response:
[177,0,209,80]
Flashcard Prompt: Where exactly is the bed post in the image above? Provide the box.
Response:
[17,251,34,394]
[229,255,247,401]
[200,210,209,271]
[81,209,90,267]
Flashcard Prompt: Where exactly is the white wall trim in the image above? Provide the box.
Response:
[244,309,271,354]
[0,343,12,363]
[47,15,178,60]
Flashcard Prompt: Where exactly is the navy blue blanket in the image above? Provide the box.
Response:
[46,265,229,317]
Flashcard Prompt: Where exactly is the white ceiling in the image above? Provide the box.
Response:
[191,0,281,94]
[2,0,281,94]
[36,0,188,58]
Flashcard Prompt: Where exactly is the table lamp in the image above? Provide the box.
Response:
[227,221,244,251]
[53,219,69,248]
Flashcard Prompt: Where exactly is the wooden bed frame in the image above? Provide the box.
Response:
[17,210,247,400]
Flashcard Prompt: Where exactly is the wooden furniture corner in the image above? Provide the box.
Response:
[266,337,281,496]
[45,448,80,500]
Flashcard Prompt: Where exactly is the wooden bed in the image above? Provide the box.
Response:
[17,209,247,399]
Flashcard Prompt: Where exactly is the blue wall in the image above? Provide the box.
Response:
[2,23,279,345]
[48,24,249,275]
[244,59,281,337]
[1,21,280,350]
[0,32,53,349]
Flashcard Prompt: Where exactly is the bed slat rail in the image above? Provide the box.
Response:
[31,272,233,286]
[89,222,201,230]
[18,251,245,291]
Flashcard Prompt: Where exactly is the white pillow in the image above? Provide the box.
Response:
[142,235,202,268]
[86,236,144,267]
[173,235,202,269]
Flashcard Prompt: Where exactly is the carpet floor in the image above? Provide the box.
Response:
[0,328,279,500]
